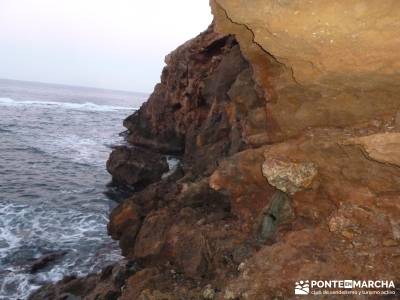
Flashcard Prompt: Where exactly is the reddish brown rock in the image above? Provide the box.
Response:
[107,200,142,256]
[28,261,136,300]
[106,146,168,188]
[120,25,267,178]
[210,148,276,231]
[133,208,171,259]
[32,3,400,299]
[108,201,140,240]
[120,268,159,300]
[165,224,209,278]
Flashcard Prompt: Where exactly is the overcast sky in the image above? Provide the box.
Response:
[0,1,212,92]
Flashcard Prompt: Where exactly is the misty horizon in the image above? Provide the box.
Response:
[0,0,212,92]
[0,77,150,95]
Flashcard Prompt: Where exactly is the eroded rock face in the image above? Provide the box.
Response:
[121,25,269,177]
[91,25,268,297]
[212,0,400,138]
[31,3,400,300]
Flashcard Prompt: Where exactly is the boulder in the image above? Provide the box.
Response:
[262,157,318,195]
[106,146,168,188]
[133,209,171,259]
[30,251,67,274]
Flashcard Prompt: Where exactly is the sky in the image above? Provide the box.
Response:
[0,1,213,92]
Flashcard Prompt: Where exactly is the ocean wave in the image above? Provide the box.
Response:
[0,201,121,299]
[0,97,137,112]
[0,128,12,133]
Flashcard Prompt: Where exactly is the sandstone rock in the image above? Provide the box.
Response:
[345,132,400,167]
[212,0,400,138]
[106,146,168,188]
[262,157,318,195]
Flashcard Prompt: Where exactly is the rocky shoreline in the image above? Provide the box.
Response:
[31,1,400,299]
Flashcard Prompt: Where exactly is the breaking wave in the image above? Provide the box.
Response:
[0,97,137,112]
[0,81,141,299]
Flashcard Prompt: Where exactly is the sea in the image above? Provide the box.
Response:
[0,78,148,299]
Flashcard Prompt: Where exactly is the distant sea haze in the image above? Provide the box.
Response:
[0,78,148,109]
[0,79,146,299]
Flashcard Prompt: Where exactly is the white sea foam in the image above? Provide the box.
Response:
[0,97,138,112]
[0,201,121,299]
[39,134,103,166]
[0,86,130,299]
[162,156,181,179]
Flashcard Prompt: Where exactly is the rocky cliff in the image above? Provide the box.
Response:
[31,1,400,299]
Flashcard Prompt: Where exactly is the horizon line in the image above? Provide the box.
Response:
[0,77,151,96]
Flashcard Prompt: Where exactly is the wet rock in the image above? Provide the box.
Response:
[29,262,137,300]
[106,146,168,188]
[99,265,114,280]
[59,294,81,300]
[29,274,97,300]
[30,250,67,274]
